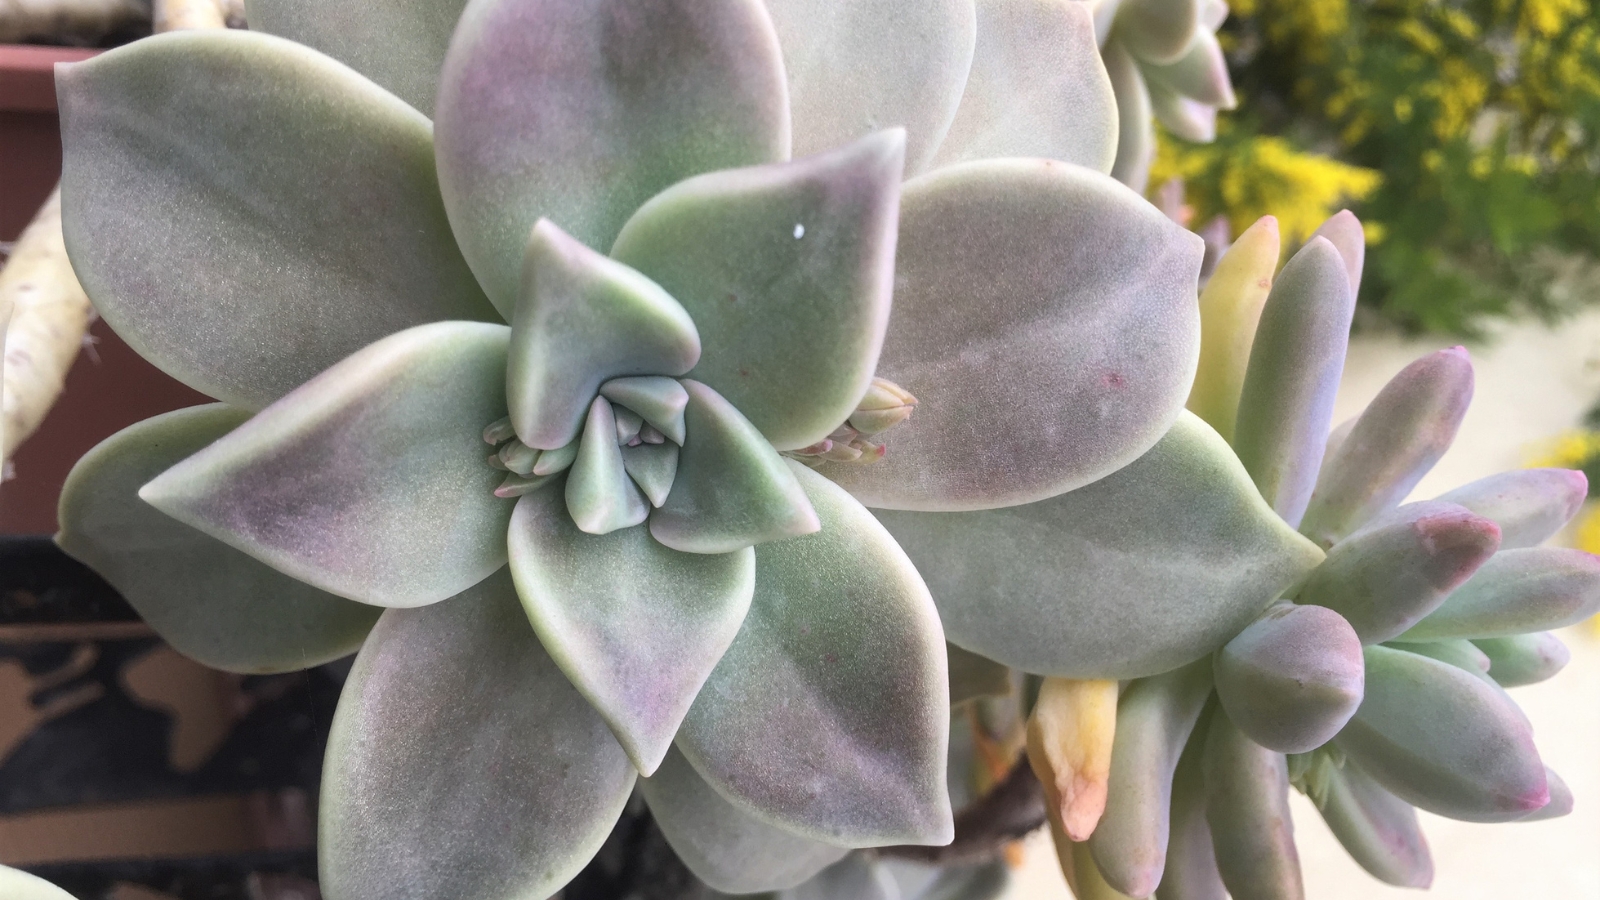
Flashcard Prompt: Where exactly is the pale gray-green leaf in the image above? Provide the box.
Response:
[243,0,468,115]
[57,31,497,411]
[948,643,1013,706]
[781,855,899,900]
[676,462,952,847]
[1141,28,1234,108]
[140,323,514,608]
[1113,0,1199,64]
[1397,547,1600,641]
[611,130,904,451]
[930,0,1117,174]
[641,746,848,892]
[1310,210,1366,297]
[1315,760,1433,888]
[508,488,754,775]
[1160,735,1227,900]
[566,398,651,535]
[821,160,1203,511]
[1213,604,1364,754]
[1233,238,1354,527]
[1334,645,1548,823]
[507,220,700,450]
[58,405,379,673]
[1434,469,1588,551]
[875,412,1325,678]
[621,443,680,508]
[435,0,791,311]
[1105,40,1155,192]
[1201,713,1304,900]
[1475,632,1570,688]
[320,571,636,900]
[601,376,690,445]
[764,0,975,175]
[651,381,819,553]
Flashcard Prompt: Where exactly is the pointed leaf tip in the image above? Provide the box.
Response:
[566,397,651,535]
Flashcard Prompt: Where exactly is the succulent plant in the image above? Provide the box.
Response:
[46,0,1236,897]
[1005,212,1599,898]
[1083,0,1238,190]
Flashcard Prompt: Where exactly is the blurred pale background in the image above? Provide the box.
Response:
[1004,311,1600,898]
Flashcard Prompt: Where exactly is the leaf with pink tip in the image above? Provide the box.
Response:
[1300,347,1475,549]
[821,160,1203,511]
[1314,759,1434,888]
[1213,604,1364,754]
[874,413,1325,679]
[57,405,380,673]
[1397,547,1600,641]
[763,0,975,175]
[320,571,637,900]
[435,0,791,314]
[56,31,498,410]
[1434,468,1588,550]
[930,0,1117,174]
[140,323,515,609]
[675,462,952,848]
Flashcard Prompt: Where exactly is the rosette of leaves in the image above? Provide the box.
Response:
[48,0,1225,897]
[1080,0,1238,191]
[1011,212,1599,899]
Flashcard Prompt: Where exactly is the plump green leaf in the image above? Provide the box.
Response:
[781,855,899,900]
[1104,41,1155,192]
[601,376,690,445]
[0,865,77,899]
[1294,501,1501,644]
[651,381,819,553]
[1201,714,1304,900]
[821,160,1203,511]
[1314,759,1433,888]
[58,405,379,673]
[1114,0,1199,64]
[1088,659,1213,898]
[930,0,1117,174]
[243,0,468,115]
[434,0,791,312]
[1141,29,1234,108]
[1233,238,1354,527]
[1475,632,1570,688]
[320,571,637,900]
[508,488,754,775]
[1213,604,1364,754]
[1157,734,1227,900]
[1398,547,1600,641]
[57,31,497,411]
[1522,767,1573,822]
[141,323,514,608]
[1187,216,1279,443]
[1334,645,1548,822]
[1300,348,1474,548]
[1434,469,1588,551]
[507,220,699,451]
[641,747,848,892]
[763,0,975,175]
[611,130,904,451]
[1387,639,1493,681]
[621,443,680,508]
[875,412,1325,678]
[675,462,951,847]
[566,399,651,535]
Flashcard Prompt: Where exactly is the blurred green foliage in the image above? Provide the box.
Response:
[1157,0,1600,335]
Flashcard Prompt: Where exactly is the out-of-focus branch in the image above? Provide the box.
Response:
[0,0,149,45]
[879,754,1048,866]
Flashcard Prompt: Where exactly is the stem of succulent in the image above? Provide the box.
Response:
[879,753,1047,866]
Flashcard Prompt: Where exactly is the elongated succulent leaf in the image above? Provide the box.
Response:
[652,381,819,553]
[1157,735,1227,900]
[1148,79,1217,142]
[823,160,1203,511]
[1105,41,1155,192]
[1399,547,1600,641]
[0,867,74,900]
[1295,501,1501,644]
[141,323,514,608]
[1434,469,1588,550]
[641,747,848,892]
[885,860,1010,900]
[1475,632,1570,687]
[1088,659,1213,897]
[1141,29,1234,108]
[1388,639,1492,680]
[611,131,904,451]
[1027,678,1117,842]
[507,220,699,450]
[1187,216,1279,442]
[763,0,975,175]
[320,572,637,900]
[1202,714,1304,900]
[1066,837,1139,900]
[566,398,651,534]
[1334,645,1548,822]
[1310,210,1366,296]
[876,412,1324,678]
[435,0,791,313]
[1300,348,1474,548]
[58,405,379,673]
[243,0,467,115]
[1233,238,1355,527]
[1213,604,1364,754]
[676,462,951,847]
[56,31,497,410]
[1114,0,1199,64]
[508,489,754,774]
[1314,759,1433,888]
[931,0,1117,173]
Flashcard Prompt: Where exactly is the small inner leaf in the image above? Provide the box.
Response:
[600,376,690,444]
[622,443,680,508]
[566,397,650,535]
[507,219,701,450]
